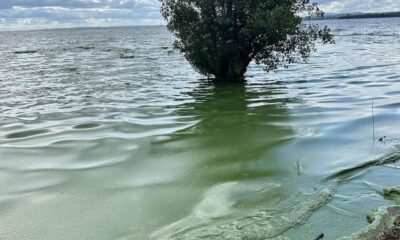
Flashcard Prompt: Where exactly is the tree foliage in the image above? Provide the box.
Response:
[161,0,334,82]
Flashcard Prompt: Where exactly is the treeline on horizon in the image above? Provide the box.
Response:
[309,11,400,20]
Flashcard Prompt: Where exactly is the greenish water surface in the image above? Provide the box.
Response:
[1,18,400,239]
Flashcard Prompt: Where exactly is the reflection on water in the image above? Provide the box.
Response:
[165,83,294,181]
[0,18,400,240]
[149,83,298,238]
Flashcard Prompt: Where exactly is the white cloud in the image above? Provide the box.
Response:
[317,0,400,13]
[0,0,162,30]
[0,0,400,30]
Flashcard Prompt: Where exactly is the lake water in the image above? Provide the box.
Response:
[1,18,400,240]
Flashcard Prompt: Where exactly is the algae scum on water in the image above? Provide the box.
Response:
[153,150,400,240]
[1,18,400,240]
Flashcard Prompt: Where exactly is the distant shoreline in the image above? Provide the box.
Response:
[1,12,399,33]
[309,11,400,20]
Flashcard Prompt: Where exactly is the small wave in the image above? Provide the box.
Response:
[63,67,79,72]
[72,123,101,130]
[378,102,400,109]
[386,91,400,96]
[13,50,38,54]
[119,54,135,59]
[387,75,400,80]
[327,150,400,182]
[5,129,50,139]
[77,46,95,50]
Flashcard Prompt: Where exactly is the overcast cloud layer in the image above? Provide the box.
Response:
[0,0,399,31]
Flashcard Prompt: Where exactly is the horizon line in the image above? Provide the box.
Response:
[1,10,399,33]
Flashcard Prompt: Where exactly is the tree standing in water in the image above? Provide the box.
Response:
[160,0,334,82]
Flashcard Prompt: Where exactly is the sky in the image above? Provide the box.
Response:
[0,0,399,31]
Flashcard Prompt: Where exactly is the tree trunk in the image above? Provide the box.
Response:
[215,58,250,82]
